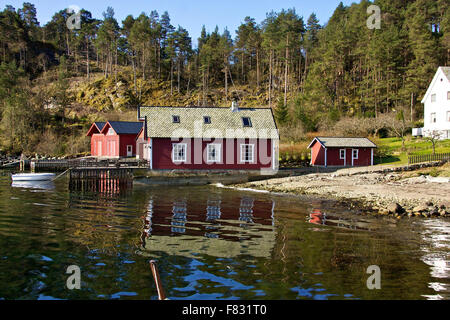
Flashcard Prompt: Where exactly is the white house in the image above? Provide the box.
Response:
[415,66,450,140]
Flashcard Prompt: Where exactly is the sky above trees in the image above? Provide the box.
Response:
[2,0,355,42]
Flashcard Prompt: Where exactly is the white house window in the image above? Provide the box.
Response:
[207,144,221,163]
[241,144,255,163]
[172,115,180,124]
[431,113,437,123]
[107,128,115,135]
[431,94,436,102]
[340,149,345,160]
[352,149,359,160]
[204,116,211,124]
[172,144,187,162]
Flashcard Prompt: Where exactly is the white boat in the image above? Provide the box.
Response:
[12,181,55,190]
[11,173,56,182]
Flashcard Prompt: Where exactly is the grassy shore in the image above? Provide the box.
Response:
[375,136,450,165]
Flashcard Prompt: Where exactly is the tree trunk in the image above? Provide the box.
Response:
[132,53,137,95]
[302,51,308,92]
[284,35,289,107]
[142,47,146,81]
[269,50,273,108]
[115,41,118,81]
[177,57,181,93]
[86,38,90,79]
[241,51,244,84]
[202,69,206,106]
[170,60,174,96]
[224,65,228,103]
[256,48,260,88]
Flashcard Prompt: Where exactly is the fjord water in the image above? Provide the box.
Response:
[0,173,448,300]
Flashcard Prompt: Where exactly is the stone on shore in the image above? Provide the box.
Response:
[387,203,404,215]
[413,205,428,213]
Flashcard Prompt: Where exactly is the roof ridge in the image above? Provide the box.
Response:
[140,106,273,110]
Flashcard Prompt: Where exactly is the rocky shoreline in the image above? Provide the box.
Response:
[235,162,450,219]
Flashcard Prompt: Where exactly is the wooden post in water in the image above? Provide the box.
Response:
[150,260,166,300]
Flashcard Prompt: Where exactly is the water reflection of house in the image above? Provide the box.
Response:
[140,196,276,259]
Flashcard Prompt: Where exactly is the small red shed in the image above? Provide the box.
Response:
[87,121,143,158]
[308,137,377,167]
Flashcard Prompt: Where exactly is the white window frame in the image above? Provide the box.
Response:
[172,143,187,163]
[207,144,221,163]
[431,113,437,124]
[339,149,345,160]
[241,144,255,163]
[107,128,115,136]
[431,94,436,103]
[352,149,359,160]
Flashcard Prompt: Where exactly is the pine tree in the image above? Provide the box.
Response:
[275,99,289,125]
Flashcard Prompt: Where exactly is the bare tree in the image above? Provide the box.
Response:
[423,130,444,155]
[386,109,412,151]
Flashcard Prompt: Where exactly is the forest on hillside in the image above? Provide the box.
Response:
[0,0,449,156]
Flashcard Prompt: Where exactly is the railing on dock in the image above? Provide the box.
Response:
[408,153,450,165]
[30,159,149,172]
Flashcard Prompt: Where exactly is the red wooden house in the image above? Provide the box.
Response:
[308,137,377,167]
[136,105,279,171]
[87,121,143,158]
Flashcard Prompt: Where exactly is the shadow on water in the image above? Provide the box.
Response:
[0,174,448,300]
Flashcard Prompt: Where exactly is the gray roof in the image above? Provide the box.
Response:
[310,137,377,148]
[139,106,279,139]
[107,121,143,135]
[441,67,450,81]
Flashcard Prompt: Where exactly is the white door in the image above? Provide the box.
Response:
[127,145,133,157]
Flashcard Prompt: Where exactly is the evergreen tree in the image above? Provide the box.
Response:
[275,99,289,125]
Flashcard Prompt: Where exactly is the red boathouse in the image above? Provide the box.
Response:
[136,105,279,172]
[87,121,143,158]
[308,137,377,167]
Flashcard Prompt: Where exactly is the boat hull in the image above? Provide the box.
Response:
[12,173,56,182]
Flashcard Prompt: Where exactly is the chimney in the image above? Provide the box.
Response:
[231,101,239,112]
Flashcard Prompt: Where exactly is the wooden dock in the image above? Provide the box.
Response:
[69,167,134,194]
[23,158,147,193]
